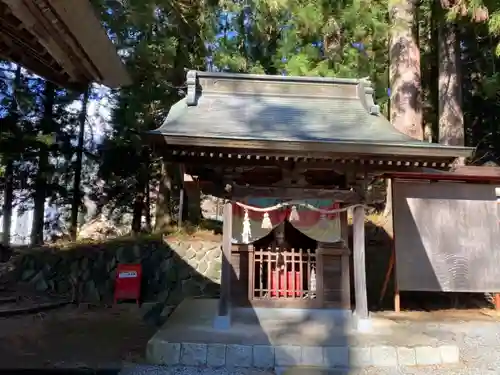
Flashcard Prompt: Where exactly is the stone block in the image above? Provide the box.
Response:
[323,346,349,368]
[350,347,372,367]
[197,260,208,274]
[180,343,207,366]
[301,346,324,366]
[207,343,226,367]
[226,344,253,367]
[415,346,442,366]
[253,345,275,368]
[147,341,180,365]
[396,347,416,366]
[371,346,397,367]
[275,345,302,366]
[439,345,460,364]
[275,366,336,375]
[184,248,197,260]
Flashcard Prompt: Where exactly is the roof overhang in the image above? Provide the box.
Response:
[146,70,472,162]
[146,132,472,160]
[384,170,500,184]
[0,0,131,90]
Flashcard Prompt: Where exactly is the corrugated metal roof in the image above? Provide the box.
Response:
[148,71,472,159]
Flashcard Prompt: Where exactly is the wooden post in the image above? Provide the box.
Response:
[177,165,185,227]
[393,248,401,313]
[379,248,395,305]
[178,188,184,226]
[394,290,400,312]
[214,201,232,329]
[391,178,401,313]
[495,294,500,310]
[340,210,351,309]
[216,199,220,221]
[352,205,368,320]
[495,189,500,311]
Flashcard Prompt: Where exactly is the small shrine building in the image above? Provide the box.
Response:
[147,71,472,329]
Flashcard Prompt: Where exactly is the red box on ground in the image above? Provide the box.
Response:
[271,270,301,297]
[114,264,142,305]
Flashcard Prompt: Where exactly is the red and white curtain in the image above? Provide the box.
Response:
[231,198,342,244]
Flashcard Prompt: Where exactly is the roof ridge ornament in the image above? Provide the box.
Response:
[370,104,381,115]
[358,77,380,116]
[186,70,198,106]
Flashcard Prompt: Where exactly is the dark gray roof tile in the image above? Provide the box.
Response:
[149,71,472,159]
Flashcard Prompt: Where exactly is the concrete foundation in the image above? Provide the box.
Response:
[146,298,460,370]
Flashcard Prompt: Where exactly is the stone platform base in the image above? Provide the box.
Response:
[146,298,460,369]
[147,341,459,369]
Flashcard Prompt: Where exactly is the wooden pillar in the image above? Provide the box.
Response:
[178,188,184,226]
[391,179,401,313]
[495,294,500,310]
[352,205,368,320]
[177,165,185,227]
[214,201,232,329]
[340,210,351,309]
[393,243,401,313]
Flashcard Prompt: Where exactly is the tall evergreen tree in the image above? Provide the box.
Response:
[3,0,500,245]
[69,86,90,241]
[389,0,423,140]
[1,65,21,246]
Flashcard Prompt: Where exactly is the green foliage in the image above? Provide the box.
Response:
[0,64,102,242]
[5,0,500,243]
[210,0,390,110]
[489,11,500,36]
[90,0,216,225]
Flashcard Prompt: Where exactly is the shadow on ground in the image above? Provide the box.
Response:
[0,304,156,369]
[0,216,496,370]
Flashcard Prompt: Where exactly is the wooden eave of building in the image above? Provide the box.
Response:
[165,149,461,196]
[146,70,472,166]
[0,0,131,90]
[384,169,500,184]
[160,146,464,171]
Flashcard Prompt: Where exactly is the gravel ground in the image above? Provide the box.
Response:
[375,320,500,375]
[120,367,274,375]
[118,320,500,375]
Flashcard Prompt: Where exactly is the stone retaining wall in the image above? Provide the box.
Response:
[13,235,222,306]
[146,342,460,369]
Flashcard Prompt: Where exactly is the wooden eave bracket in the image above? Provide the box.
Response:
[3,0,82,82]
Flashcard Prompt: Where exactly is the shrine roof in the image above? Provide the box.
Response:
[147,71,471,159]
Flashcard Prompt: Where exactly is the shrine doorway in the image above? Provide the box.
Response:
[251,221,319,306]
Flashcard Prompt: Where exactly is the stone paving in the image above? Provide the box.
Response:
[147,342,460,369]
[135,321,500,375]
[146,299,465,370]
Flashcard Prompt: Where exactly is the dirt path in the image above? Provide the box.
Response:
[0,304,156,369]
[2,302,499,370]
